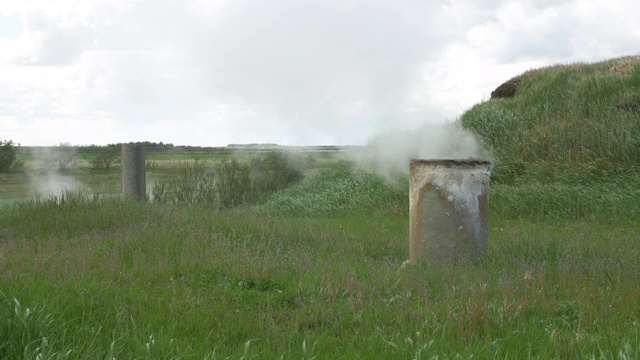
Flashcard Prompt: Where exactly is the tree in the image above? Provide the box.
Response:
[0,140,17,173]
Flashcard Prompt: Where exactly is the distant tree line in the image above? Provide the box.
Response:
[75,142,178,156]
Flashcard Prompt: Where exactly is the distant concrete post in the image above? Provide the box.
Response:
[122,143,146,202]
[409,159,490,265]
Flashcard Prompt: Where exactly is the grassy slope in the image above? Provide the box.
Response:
[462,55,640,184]
[462,55,640,222]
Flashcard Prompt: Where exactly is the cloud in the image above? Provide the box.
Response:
[190,1,441,114]
[0,0,639,146]
[15,12,92,65]
[461,0,640,64]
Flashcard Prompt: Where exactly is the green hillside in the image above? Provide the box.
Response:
[461,55,640,185]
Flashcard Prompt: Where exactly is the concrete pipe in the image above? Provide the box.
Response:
[122,143,146,202]
[409,159,490,265]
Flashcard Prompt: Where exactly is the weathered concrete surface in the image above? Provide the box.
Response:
[122,143,146,202]
[409,159,490,265]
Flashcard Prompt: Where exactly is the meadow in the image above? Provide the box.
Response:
[1,56,640,359]
[0,151,638,359]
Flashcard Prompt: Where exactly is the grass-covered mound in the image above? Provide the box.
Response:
[462,55,640,185]
[460,56,640,222]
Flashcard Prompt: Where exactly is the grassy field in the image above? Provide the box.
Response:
[1,56,640,358]
[1,155,639,359]
[0,189,638,359]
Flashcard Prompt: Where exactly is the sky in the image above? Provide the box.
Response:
[0,0,639,147]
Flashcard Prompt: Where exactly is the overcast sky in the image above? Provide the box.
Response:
[1,0,638,146]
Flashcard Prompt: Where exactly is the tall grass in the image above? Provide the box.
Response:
[255,161,407,217]
[0,192,638,358]
[462,56,640,184]
[456,56,640,224]
[151,161,218,208]
[491,180,640,223]
[151,152,310,210]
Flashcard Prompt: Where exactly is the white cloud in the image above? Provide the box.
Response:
[0,0,638,146]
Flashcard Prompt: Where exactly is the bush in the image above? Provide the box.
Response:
[0,140,17,172]
[151,161,217,208]
[215,160,253,210]
[91,146,118,170]
[151,152,307,210]
[250,151,304,199]
[41,143,76,171]
[151,160,254,210]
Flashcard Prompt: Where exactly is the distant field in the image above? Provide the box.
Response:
[0,149,343,206]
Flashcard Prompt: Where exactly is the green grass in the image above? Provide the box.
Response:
[255,161,407,217]
[462,55,640,184]
[491,179,640,223]
[0,194,638,358]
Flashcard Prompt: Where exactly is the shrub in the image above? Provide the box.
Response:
[151,161,217,208]
[0,140,17,172]
[151,153,307,211]
[41,143,76,171]
[215,160,253,210]
[151,160,253,210]
[91,146,118,170]
[250,151,304,199]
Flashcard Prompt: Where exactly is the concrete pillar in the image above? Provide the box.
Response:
[409,159,490,265]
[122,143,146,202]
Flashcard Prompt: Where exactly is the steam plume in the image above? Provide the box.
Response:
[350,120,487,180]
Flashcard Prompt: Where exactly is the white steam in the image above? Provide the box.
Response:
[31,171,84,198]
[29,145,86,198]
[350,120,487,180]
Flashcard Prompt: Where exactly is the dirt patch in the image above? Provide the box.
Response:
[491,77,522,99]
[617,95,640,113]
